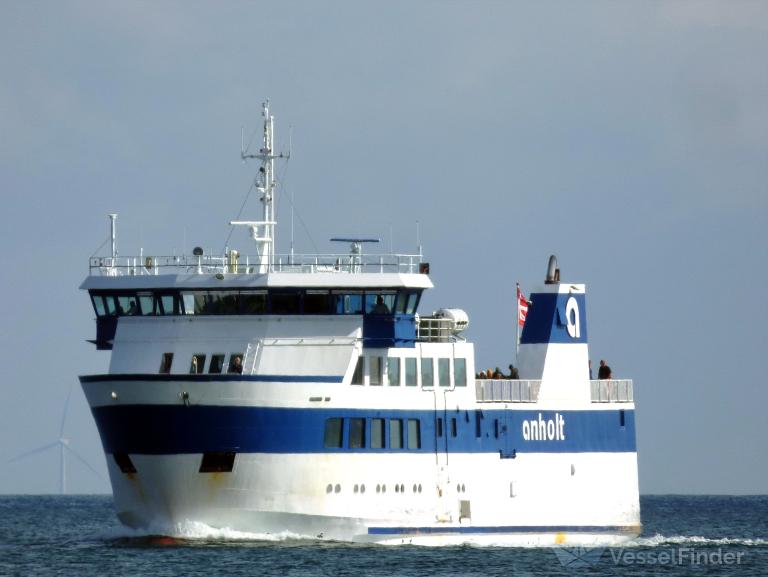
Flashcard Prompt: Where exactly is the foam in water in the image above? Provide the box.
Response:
[103,519,316,543]
[626,534,768,548]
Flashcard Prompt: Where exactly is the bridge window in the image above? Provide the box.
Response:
[396,291,421,315]
[271,290,301,314]
[333,291,363,314]
[387,358,400,386]
[241,290,267,314]
[102,295,118,316]
[138,292,158,315]
[405,358,417,386]
[451,417,457,437]
[159,353,173,374]
[324,418,344,448]
[304,290,331,314]
[351,356,364,385]
[390,419,403,449]
[369,357,383,386]
[158,293,181,315]
[365,292,396,315]
[349,418,366,448]
[454,358,467,387]
[371,418,385,448]
[437,417,443,438]
[407,419,421,449]
[438,358,450,387]
[475,410,482,438]
[209,354,225,374]
[91,295,107,316]
[421,357,434,387]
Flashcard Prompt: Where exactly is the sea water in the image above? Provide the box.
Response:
[1,495,767,576]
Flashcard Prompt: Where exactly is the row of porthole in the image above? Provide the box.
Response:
[457,484,467,493]
[325,483,425,494]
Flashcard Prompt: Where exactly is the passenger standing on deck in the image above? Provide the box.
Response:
[598,360,612,379]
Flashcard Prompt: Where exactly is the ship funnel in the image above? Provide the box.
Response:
[517,262,590,403]
[545,254,560,284]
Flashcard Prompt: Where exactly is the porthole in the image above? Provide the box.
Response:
[354,484,359,494]
[418,484,422,493]
[376,484,381,493]
[334,484,341,493]
[400,484,405,493]
[395,484,400,493]
[412,484,417,493]
[360,484,366,494]
[326,484,333,494]
[382,484,387,493]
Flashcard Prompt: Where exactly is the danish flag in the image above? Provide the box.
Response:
[517,284,528,327]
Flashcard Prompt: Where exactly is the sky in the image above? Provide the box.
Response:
[0,1,766,495]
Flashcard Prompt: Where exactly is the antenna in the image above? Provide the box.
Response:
[236,100,290,274]
[108,213,118,262]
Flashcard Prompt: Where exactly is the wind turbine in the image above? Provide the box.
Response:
[7,384,104,494]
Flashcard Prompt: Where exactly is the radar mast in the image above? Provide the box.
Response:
[233,100,289,274]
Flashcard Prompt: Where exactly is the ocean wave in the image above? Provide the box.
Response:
[102,520,316,544]
[626,534,768,548]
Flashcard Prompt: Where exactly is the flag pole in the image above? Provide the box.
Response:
[515,282,520,362]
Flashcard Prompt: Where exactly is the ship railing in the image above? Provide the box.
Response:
[590,379,634,403]
[88,253,423,276]
[475,379,542,403]
[416,317,465,343]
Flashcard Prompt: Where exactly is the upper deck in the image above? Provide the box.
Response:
[83,252,433,290]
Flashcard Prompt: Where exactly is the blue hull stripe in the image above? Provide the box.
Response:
[368,524,635,535]
[80,374,344,383]
[84,400,637,455]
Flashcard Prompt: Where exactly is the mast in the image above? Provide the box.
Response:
[234,100,288,274]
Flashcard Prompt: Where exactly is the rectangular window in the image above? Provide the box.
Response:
[451,417,457,438]
[405,358,417,386]
[137,292,156,315]
[369,357,383,386]
[324,418,343,448]
[209,354,225,374]
[349,418,366,448]
[438,358,451,387]
[116,295,136,316]
[190,354,206,374]
[437,417,444,438]
[494,419,499,439]
[454,358,467,387]
[371,418,385,448]
[199,451,236,473]
[181,292,196,315]
[407,419,421,450]
[212,292,239,314]
[270,291,301,314]
[333,292,363,314]
[227,353,244,374]
[390,419,403,449]
[421,357,434,387]
[91,295,106,317]
[159,353,173,374]
[351,356,364,385]
[364,292,395,315]
[387,357,400,386]
[158,293,180,315]
[304,290,331,314]
[475,410,482,438]
[102,295,117,316]
[406,292,421,314]
[241,290,267,314]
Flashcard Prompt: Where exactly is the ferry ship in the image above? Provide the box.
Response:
[80,102,640,545]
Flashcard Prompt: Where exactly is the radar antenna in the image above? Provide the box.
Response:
[233,100,290,274]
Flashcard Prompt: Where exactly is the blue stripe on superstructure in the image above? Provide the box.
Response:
[367,524,634,535]
[520,292,588,344]
[87,404,636,455]
[80,374,344,383]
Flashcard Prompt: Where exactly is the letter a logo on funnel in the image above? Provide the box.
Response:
[565,296,580,339]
